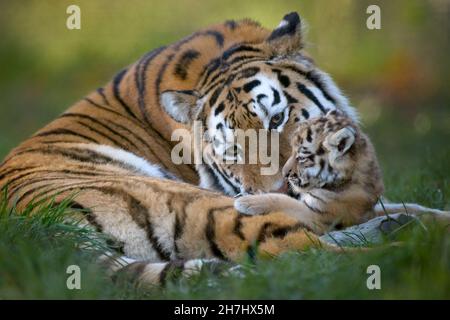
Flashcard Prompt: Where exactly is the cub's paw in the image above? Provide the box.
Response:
[234,196,269,215]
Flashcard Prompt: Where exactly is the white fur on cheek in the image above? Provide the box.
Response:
[250,75,288,130]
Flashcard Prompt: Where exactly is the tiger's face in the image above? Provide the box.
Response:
[282,111,375,197]
[197,61,309,195]
[161,12,358,196]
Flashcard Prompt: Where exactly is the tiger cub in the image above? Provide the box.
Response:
[235,110,384,234]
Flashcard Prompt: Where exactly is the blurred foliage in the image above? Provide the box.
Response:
[0,0,449,205]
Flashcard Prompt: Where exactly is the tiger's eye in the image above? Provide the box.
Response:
[270,112,284,129]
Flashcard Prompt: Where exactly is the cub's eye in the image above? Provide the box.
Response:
[269,112,284,129]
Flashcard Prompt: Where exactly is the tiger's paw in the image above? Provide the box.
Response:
[234,195,270,215]
[183,258,228,276]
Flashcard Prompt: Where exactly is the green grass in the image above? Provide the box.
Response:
[0,194,113,299]
[0,108,449,299]
[0,190,449,299]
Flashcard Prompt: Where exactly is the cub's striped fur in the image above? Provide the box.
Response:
[235,110,384,233]
[235,111,450,234]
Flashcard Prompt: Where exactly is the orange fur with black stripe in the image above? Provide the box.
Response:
[0,13,368,285]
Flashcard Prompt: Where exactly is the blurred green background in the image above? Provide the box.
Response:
[0,0,449,206]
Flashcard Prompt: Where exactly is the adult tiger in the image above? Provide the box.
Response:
[0,12,361,285]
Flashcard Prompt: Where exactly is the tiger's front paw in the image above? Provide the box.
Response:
[234,195,269,215]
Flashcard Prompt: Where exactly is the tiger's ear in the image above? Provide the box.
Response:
[325,127,356,159]
[266,12,304,56]
[160,90,201,125]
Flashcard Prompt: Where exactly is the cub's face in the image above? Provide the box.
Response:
[283,111,361,196]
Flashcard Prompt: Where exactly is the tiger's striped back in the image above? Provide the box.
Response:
[1,19,270,189]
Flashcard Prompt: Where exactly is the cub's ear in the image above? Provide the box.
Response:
[325,127,356,158]
[266,12,304,56]
[160,90,201,125]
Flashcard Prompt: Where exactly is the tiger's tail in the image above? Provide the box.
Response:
[98,254,233,287]
[373,201,450,219]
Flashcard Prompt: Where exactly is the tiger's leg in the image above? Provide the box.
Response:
[5,170,240,286]
[373,202,450,218]
[6,171,224,260]
[4,169,337,287]
[197,204,342,260]
[68,180,339,285]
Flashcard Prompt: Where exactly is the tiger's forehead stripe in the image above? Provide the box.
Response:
[204,59,339,132]
[199,44,270,95]
[200,58,340,128]
[199,44,263,87]
[202,57,267,95]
